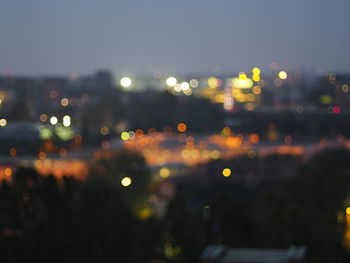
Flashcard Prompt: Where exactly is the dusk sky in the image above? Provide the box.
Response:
[1,0,350,76]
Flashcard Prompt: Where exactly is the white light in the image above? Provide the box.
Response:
[180,82,190,91]
[63,115,71,127]
[50,116,58,125]
[232,78,254,89]
[166,77,177,87]
[120,77,132,88]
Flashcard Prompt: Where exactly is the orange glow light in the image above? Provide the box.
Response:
[177,123,187,133]
[249,134,260,144]
[4,168,12,177]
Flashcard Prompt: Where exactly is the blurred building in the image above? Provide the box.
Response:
[13,78,37,117]
[39,77,67,110]
[95,70,114,92]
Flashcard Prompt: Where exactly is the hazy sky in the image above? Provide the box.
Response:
[1,0,350,76]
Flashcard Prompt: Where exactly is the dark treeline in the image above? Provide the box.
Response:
[167,149,350,263]
[0,151,163,263]
[1,149,350,263]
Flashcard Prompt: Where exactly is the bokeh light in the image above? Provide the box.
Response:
[63,115,71,127]
[252,67,261,75]
[278,71,288,80]
[222,168,231,177]
[180,82,190,91]
[50,116,58,125]
[121,177,132,187]
[61,98,69,107]
[0,119,7,127]
[121,131,130,140]
[160,167,170,178]
[120,77,132,88]
[166,77,177,87]
[177,123,187,133]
